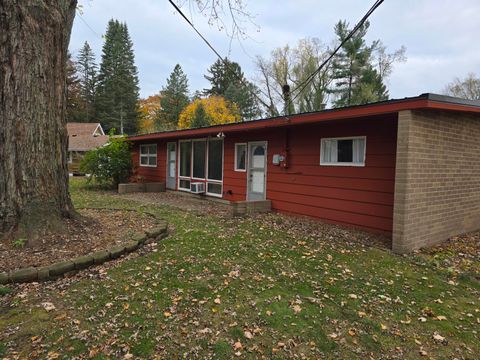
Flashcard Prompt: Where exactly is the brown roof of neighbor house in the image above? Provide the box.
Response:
[67,122,104,136]
[128,93,480,142]
[67,122,108,152]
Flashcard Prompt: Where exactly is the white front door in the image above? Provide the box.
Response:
[166,142,176,189]
[247,141,267,201]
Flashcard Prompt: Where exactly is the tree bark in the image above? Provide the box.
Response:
[0,0,77,244]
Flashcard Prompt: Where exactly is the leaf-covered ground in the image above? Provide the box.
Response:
[0,178,479,359]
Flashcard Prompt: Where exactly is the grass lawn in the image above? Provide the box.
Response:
[0,178,479,359]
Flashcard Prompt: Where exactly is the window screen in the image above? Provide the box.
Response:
[208,139,223,181]
[193,141,206,178]
[179,141,192,177]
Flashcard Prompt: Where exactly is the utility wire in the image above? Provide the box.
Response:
[167,0,273,112]
[290,0,385,102]
[76,12,102,39]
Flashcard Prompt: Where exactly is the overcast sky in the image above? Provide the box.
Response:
[70,0,480,101]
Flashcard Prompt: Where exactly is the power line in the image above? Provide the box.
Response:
[290,0,385,102]
[167,0,273,112]
[76,12,102,39]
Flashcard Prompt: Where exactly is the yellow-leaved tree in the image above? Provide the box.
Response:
[178,96,240,129]
[137,95,161,133]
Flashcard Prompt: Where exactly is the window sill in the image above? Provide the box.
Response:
[320,162,365,167]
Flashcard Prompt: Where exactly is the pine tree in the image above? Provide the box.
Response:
[205,58,261,121]
[190,102,210,128]
[77,41,97,122]
[95,19,140,134]
[157,64,190,130]
[66,52,84,122]
[330,20,375,107]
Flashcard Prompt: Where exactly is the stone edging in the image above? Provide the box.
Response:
[0,208,168,285]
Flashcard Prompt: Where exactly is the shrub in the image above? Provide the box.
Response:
[80,131,132,188]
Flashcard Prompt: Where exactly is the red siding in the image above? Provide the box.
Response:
[130,114,397,234]
[132,142,167,183]
[222,115,397,233]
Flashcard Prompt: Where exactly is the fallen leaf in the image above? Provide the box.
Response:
[244,330,253,339]
[292,305,302,313]
[42,302,56,312]
[233,341,242,350]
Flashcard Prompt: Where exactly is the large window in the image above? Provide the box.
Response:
[139,144,157,167]
[177,138,223,196]
[320,136,366,166]
[208,139,223,181]
[192,140,206,179]
[234,143,246,171]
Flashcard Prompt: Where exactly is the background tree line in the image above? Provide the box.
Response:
[138,19,408,133]
[70,18,409,135]
[67,19,139,134]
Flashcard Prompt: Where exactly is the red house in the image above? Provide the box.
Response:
[128,94,480,253]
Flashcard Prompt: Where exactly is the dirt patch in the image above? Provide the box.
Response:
[0,208,158,272]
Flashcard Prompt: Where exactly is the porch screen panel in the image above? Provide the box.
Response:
[179,141,192,177]
[193,140,206,178]
[208,139,223,181]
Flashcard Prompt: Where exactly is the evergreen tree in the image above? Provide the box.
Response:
[350,65,388,105]
[190,102,210,128]
[95,19,139,134]
[204,58,261,121]
[157,64,190,130]
[330,20,374,107]
[77,41,97,122]
[66,52,84,122]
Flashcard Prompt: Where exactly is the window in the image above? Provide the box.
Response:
[234,143,246,171]
[178,138,224,195]
[320,136,366,166]
[179,179,191,190]
[208,139,223,181]
[140,144,157,167]
[192,140,206,179]
[179,141,192,177]
[207,182,222,196]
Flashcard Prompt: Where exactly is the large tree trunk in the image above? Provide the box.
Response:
[0,0,77,244]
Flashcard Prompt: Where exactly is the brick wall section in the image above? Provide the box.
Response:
[392,109,480,253]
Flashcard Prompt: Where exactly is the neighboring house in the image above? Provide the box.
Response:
[128,93,480,253]
[67,122,109,174]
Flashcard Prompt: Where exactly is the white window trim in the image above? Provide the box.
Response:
[206,181,223,198]
[176,138,224,196]
[139,144,157,168]
[320,136,366,167]
[205,138,225,198]
[178,140,192,191]
[234,143,247,172]
[206,138,224,183]
[192,138,207,180]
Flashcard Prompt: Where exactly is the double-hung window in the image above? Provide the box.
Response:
[320,136,366,166]
[139,144,157,167]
